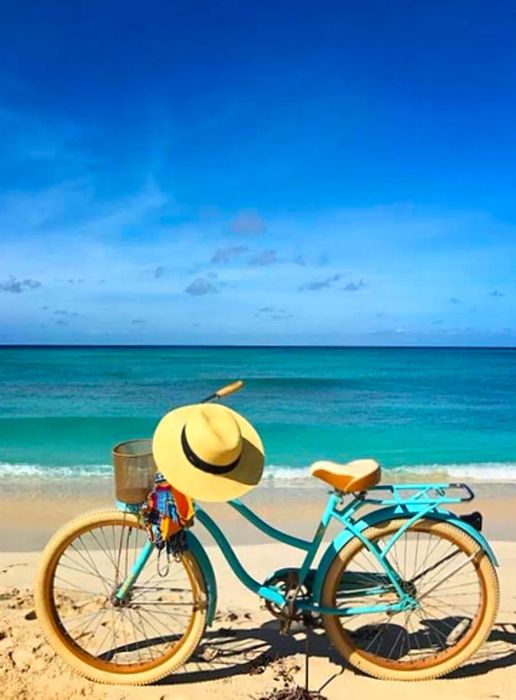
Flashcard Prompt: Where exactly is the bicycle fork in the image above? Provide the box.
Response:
[114,539,154,603]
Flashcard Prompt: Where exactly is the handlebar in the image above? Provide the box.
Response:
[201,380,244,403]
[215,380,244,398]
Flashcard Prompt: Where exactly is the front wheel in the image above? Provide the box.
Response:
[35,510,208,685]
[321,518,499,681]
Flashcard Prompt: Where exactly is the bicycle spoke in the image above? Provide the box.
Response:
[48,519,198,670]
[67,542,111,595]
[329,521,486,669]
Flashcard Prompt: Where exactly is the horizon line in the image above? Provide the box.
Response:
[0,343,515,350]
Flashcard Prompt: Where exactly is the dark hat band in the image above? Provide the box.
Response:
[181,426,241,476]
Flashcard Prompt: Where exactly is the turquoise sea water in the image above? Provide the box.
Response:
[0,346,515,483]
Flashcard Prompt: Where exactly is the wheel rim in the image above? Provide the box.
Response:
[43,516,201,673]
[326,521,488,671]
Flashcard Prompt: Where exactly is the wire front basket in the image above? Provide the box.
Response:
[112,439,157,505]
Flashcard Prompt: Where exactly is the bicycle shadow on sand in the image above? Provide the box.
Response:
[158,615,516,687]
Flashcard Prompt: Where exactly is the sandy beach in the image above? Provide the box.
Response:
[1,481,515,700]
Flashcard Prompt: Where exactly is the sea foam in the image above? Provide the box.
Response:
[2,460,516,483]
[263,463,516,483]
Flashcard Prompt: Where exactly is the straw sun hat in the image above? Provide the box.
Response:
[152,403,265,502]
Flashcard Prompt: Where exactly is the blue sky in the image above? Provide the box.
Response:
[0,1,515,345]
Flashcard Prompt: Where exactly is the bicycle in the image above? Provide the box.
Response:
[35,381,499,684]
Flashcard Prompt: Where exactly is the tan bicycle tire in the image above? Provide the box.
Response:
[35,509,208,685]
[321,518,499,681]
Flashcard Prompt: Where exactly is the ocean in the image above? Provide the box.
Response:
[1,346,515,484]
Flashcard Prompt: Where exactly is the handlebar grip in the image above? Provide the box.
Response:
[215,380,244,398]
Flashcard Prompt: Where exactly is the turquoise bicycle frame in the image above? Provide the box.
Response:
[116,482,497,626]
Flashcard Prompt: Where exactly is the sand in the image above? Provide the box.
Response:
[2,477,516,550]
[1,483,515,699]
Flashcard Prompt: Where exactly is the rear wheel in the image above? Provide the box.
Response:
[35,510,208,685]
[322,518,499,680]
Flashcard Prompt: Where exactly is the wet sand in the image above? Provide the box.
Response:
[1,477,516,550]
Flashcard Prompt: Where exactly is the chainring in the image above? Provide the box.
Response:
[263,569,311,621]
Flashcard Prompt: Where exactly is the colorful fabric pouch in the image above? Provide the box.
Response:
[141,474,195,557]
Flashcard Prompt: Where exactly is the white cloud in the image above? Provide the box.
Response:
[0,195,514,343]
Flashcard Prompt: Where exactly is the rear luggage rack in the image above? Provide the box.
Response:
[356,482,475,506]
